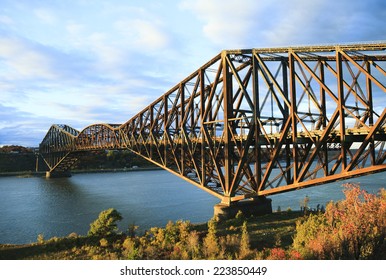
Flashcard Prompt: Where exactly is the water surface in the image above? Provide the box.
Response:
[0,169,384,244]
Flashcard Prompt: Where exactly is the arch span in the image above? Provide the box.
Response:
[76,123,121,150]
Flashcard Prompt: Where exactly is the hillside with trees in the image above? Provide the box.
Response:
[0,146,155,174]
[0,145,37,173]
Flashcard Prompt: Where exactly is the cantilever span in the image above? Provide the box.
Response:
[40,43,386,206]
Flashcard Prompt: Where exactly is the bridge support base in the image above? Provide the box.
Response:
[46,171,72,178]
[213,197,272,220]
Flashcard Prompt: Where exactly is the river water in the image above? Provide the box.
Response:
[0,169,385,244]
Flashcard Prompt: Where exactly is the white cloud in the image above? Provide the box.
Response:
[181,0,386,48]
[65,22,86,37]
[85,32,127,73]
[0,104,50,146]
[115,19,170,52]
[33,8,57,25]
[180,0,261,48]
[0,36,57,80]
[258,0,362,46]
[0,15,14,25]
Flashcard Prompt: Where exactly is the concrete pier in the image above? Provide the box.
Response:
[214,197,272,220]
[45,171,72,178]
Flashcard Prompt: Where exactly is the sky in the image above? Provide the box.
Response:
[0,0,385,147]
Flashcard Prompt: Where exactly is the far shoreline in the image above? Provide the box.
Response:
[0,166,162,178]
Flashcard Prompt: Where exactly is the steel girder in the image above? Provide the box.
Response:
[76,124,122,150]
[39,124,79,172]
[39,123,121,172]
[39,43,386,204]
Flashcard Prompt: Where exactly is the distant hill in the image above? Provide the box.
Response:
[0,146,36,172]
[0,145,33,154]
[0,146,154,173]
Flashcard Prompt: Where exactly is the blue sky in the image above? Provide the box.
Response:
[1,0,385,147]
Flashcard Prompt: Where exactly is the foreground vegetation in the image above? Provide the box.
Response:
[0,184,384,260]
[0,210,301,260]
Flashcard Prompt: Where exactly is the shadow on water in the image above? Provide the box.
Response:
[38,176,81,193]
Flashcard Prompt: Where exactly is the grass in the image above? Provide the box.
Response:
[0,210,302,260]
[216,211,301,251]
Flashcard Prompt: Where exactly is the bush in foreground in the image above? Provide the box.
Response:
[88,208,122,237]
[293,184,386,259]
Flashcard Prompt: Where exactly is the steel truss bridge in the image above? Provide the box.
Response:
[40,43,386,205]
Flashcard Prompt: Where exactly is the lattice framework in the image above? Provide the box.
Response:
[40,43,386,204]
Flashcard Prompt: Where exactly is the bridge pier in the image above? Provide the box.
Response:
[213,197,272,220]
[46,171,72,178]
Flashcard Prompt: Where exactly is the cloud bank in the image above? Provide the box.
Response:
[0,0,385,146]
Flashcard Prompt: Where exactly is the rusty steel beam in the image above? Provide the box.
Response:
[39,43,386,204]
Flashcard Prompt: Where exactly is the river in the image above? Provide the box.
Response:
[0,169,385,244]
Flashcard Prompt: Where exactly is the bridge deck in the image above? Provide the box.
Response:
[72,127,386,150]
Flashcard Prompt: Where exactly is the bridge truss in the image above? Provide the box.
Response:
[40,43,386,205]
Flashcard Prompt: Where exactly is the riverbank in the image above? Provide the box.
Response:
[0,210,303,260]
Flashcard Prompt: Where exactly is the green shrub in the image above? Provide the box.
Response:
[235,210,244,220]
[127,223,139,238]
[238,221,251,259]
[186,230,201,259]
[300,196,310,213]
[164,221,179,247]
[68,232,78,239]
[88,208,123,237]
[37,234,44,244]
[99,238,109,247]
[123,238,139,260]
[292,213,328,258]
[203,218,220,259]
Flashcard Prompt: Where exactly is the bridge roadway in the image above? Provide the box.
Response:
[39,43,386,218]
[71,126,386,150]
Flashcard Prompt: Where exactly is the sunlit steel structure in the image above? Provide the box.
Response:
[40,43,386,205]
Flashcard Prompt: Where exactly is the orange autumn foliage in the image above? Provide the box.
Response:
[293,184,386,259]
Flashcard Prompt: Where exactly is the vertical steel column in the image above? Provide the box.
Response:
[190,87,195,136]
[164,95,168,166]
[35,153,39,172]
[336,49,347,170]
[252,51,261,189]
[281,58,291,183]
[180,83,185,175]
[222,51,233,203]
[199,69,206,184]
[289,50,298,183]
[149,105,154,160]
[366,60,376,165]
[319,61,328,176]
[139,113,143,155]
